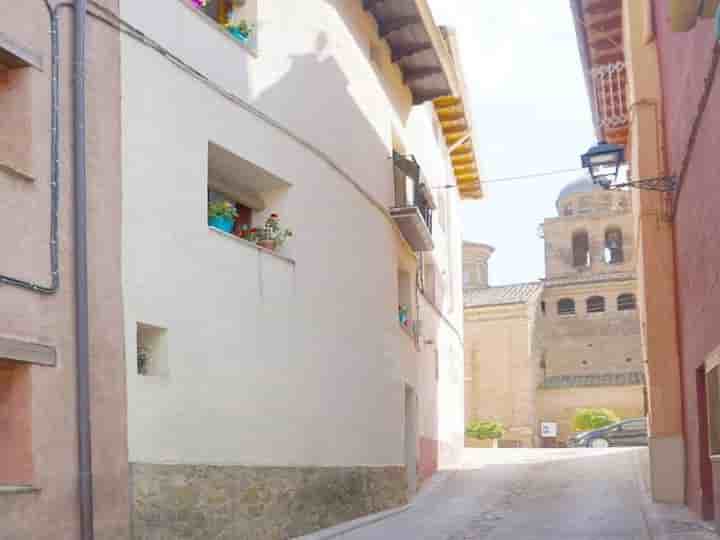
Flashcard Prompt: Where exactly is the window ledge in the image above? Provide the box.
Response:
[209,227,295,266]
[0,161,34,182]
[178,0,258,58]
[0,485,39,495]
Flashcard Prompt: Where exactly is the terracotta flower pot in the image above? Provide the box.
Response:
[258,240,275,251]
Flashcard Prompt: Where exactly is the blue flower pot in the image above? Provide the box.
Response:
[209,216,235,233]
[227,28,250,43]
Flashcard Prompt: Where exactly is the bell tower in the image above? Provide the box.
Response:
[463,242,495,289]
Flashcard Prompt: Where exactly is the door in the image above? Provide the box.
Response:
[404,385,418,498]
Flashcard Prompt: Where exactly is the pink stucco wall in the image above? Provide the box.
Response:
[0,1,128,538]
[653,0,720,520]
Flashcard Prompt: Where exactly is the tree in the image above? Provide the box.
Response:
[466,420,504,440]
[573,408,620,432]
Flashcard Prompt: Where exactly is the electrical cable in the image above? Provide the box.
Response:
[434,166,586,190]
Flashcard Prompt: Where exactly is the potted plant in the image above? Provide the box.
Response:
[257,213,293,251]
[208,200,238,233]
[225,19,253,42]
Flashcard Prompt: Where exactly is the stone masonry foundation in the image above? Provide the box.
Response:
[131,463,407,540]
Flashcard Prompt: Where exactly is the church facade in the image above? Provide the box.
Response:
[464,177,646,446]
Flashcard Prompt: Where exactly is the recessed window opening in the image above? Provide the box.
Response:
[541,301,547,315]
[137,323,168,376]
[398,269,413,333]
[618,293,637,311]
[572,231,590,268]
[586,296,605,313]
[206,142,291,243]
[604,227,624,264]
[0,360,32,486]
[558,298,576,316]
[195,0,257,48]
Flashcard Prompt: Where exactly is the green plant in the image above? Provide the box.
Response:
[465,420,504,440]
[208,200,239,220]
[261,213,293,247]
[572,408,620,432]
[225,18,253,36]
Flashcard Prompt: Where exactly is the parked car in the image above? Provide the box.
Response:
[567,417,648,448]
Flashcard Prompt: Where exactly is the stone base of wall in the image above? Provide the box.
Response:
[131,463,407,540]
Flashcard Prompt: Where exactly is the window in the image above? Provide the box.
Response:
[572,231,590,268]
[558,298,576,316]
[622,419,646,432]
[541,301,546,315]
[0,34,38,179]
[586,296,605,313]
[137,323,169,377]
[617,293,637,311]
[206,141,290,241]
[0,360,32,486]
[398,269,413,332]
[604,227,624,264]
[194,0,257,48]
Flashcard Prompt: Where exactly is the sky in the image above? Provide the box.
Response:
[428,1,598,286]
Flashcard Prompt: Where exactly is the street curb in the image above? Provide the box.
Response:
[632,449,717,540]
[292,505,411,540]
[292,471,454,540]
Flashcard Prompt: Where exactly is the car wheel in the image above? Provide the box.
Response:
[588,438,609,448]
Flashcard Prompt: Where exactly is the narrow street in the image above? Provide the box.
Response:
[325,449,714,540]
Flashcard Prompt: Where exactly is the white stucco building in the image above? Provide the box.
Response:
[117,0,482,537]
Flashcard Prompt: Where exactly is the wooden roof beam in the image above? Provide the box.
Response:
[392,42,433,63]
[379,16,422,38]
[403,66,444,83]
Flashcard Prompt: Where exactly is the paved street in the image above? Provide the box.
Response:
[323,449,715,540]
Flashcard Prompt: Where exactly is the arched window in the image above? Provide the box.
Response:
[618,293,637,311]
[586,296,606,313]
[605,227,624,264]
[558,298,576,316]
[572,231,590,268]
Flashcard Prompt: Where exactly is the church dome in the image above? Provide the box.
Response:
[556,175,603,212]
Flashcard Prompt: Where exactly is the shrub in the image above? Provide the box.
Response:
[573,408,620,432]
[466,420,504,440]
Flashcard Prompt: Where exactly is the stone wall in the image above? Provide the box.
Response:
[538,385,645,442]
[131,463,407,540]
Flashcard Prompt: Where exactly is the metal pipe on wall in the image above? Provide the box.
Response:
[72,0,95,538]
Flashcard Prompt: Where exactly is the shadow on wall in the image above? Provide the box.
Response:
[250,30,397,319]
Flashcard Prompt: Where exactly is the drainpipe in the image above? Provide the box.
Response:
[72,0,94,539]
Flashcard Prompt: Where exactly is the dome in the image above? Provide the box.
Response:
[555,175,603,212]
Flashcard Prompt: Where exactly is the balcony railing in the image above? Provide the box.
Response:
[390,152,434,252]
[591,62,628,129]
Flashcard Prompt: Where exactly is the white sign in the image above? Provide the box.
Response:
[540,422,558,438]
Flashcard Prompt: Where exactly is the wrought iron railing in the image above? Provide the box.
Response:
[591,62,628,129]
[392,151,433,233]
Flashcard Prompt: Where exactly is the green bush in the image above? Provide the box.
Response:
[466,420,504,440]
[573,408,620,432]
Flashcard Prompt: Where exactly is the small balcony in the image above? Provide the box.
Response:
[390,152,434,252]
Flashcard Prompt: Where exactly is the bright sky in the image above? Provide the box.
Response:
[429,1,597,286]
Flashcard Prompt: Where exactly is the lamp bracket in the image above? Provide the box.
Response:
[603,175,678,192]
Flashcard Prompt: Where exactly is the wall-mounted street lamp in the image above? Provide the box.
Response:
[581,140,677,192]
[580,141,625,188]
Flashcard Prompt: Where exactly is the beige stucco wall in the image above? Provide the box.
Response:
[538,385,645,442]
[0,1,129,538]
[464,302,538,445]
[120,0,465,471]
[622,0,685,504]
